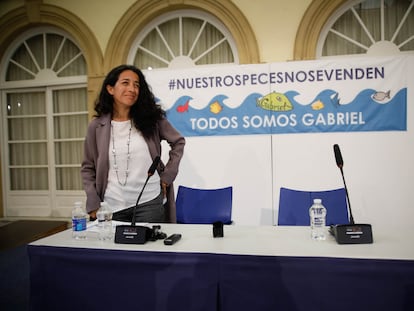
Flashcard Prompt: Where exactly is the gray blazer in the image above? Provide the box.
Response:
[81,113,185,222]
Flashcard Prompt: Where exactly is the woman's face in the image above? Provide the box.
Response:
[106,69,139,110]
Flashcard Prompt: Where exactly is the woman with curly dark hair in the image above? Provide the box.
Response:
[81,65,185,223]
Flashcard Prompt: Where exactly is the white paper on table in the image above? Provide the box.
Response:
[86,220,150,233]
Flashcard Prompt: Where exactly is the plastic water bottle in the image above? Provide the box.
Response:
[72,201,87,239]
[309,198,327,240]
[97,202,113,240]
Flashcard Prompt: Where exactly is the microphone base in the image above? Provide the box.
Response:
[114,225,152,244]
[329,224,373,244]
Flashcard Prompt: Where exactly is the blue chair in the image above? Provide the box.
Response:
[176,186,233,224]
[277,187,349,226]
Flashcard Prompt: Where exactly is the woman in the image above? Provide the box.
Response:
[81,64,185,223]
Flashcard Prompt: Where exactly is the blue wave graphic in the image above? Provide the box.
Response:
[165,88,407,136]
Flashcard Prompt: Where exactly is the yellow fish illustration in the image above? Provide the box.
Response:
[311,100,324,110]
[256,92,293,111]
[210,101,223,114]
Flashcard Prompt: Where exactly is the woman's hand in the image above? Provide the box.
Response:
[161,181,168,198]
[89,210,97,221]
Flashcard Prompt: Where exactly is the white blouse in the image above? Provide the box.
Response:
[104,120,161,212]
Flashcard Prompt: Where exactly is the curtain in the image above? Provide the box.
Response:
[7,92,48,190]
[53,88,87,190]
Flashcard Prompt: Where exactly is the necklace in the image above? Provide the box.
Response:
[111,120,132,186]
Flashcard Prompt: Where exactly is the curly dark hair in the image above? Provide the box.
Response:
[94,64,165,138]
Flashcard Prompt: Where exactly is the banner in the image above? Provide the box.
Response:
[146,56,407,137]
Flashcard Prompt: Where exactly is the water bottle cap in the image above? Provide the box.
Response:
[313,198,322,204]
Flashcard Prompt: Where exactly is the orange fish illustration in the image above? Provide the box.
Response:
[311,100,324,110]
[210,101,223,114]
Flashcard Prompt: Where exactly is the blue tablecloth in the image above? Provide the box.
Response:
[28,245,414,311]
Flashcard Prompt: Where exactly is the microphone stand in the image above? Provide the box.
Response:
[338,165,354,225]
[114,156,161,244]
[131,172,153,226]
[330,144,373,244]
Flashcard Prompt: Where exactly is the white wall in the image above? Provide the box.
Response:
[272,131,414,228]
[167,56,414,228]
[167,135,274,225]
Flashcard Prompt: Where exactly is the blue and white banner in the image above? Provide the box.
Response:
[146,56,407,137]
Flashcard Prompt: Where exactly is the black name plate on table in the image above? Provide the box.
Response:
[329,224,373,244]
[114,225,151,244]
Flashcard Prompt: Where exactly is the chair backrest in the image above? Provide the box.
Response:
[277,187,349,226]
[176,186,233,224]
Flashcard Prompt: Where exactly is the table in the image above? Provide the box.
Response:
[28,223,414,311]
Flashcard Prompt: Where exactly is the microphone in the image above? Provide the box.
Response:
[333,144,343,168]
[114,156,161,244]
[329,144,373,244]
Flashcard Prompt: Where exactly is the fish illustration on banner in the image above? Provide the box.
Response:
[371,90,391,103]
[256,92,293,111]
[176,99,190,113]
